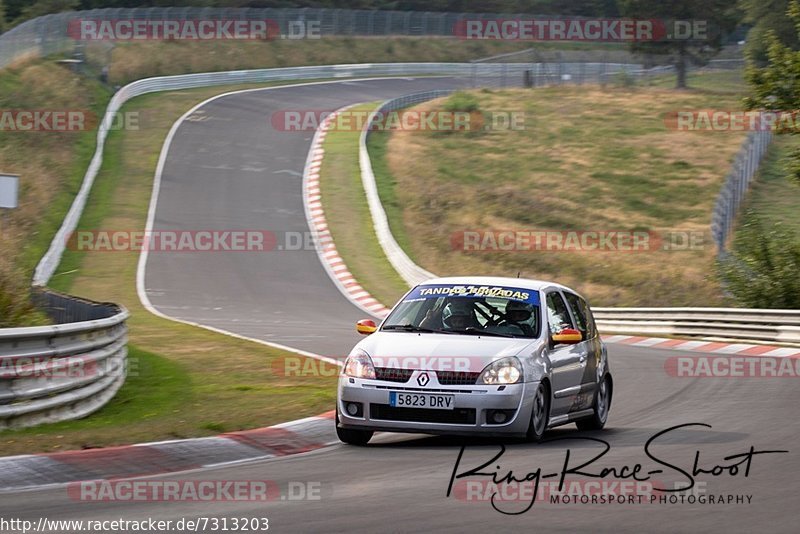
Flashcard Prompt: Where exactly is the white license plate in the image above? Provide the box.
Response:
[389,391,454,410]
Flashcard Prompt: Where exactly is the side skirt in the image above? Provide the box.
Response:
[547,408,595,428]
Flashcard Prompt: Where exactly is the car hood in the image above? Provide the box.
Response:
[355,332,538,373]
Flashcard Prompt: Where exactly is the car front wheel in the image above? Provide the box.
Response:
[576,375,611,431]
[526,382,550,442]
[335,409,374,446]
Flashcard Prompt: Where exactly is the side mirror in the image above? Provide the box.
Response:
[552,328,582,345]
[356,319,377,335]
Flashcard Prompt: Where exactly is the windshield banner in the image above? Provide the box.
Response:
[405,284,540,305]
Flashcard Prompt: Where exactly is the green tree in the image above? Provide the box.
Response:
[739,0,800,65]
[0,263,50,328]
[717,217,800,308]
[745,1,800,111]
[724,0,800,309]
[6,0,78,26]
[745,0,800,183]
[617,0,741,89]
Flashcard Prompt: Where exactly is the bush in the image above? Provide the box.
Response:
[785,145,800,185]
[443,91,480,113]
[0,263,50,328]
[717,216,800,308]
[438,91,486,136]
[613,70,636,88]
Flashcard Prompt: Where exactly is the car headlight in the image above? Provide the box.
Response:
[477,356,522,385]
[343,350,376,379]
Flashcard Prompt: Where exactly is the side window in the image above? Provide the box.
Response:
[564,293,588,336]
[565,293,597,339]
[583,299,598,338]
[545,292,573,334]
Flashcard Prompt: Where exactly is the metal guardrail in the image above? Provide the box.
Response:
[594,308,800,345]
[27,57,751,286]
[0,15,778,439]
[22,62,641,429]
[0,289,129,430]
[360,90,451,287]
[31,63,461,286]
[33,61,642,286]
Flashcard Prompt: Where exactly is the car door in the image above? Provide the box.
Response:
[564,292,600,411]
[544,291,584,416]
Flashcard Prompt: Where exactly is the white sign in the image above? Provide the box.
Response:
[0,174,19,209]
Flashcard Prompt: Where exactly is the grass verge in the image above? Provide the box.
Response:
[735,135,800,236]
[0,60,110,326]
[318,103,410,308]
[1,82,338,455]
[367,79,750,306]
[89,38,632,85]
[642,68,747,94]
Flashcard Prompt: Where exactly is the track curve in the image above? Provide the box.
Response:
[1,78,796,533]
[140,77,469,356]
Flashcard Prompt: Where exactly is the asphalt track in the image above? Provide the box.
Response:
[0,78,796,533]
[140,77,470,356]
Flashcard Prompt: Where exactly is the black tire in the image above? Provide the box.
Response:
[576,375,611,431]
[335,410,373,446]
[526,382,550,442]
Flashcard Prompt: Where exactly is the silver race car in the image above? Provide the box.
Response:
[336,276,612,445]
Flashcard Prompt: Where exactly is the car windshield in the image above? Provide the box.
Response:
[382,284,541,339]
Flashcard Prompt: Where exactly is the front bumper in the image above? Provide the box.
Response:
[337,375,537,437]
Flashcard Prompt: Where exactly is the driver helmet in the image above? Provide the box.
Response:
[442,298,474,329]
[505,299,533,323]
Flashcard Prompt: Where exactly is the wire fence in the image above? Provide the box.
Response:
[0,8,576,70]
[470,50,763,251]
[369,59,768,259]
[469,47,744,87]
[470,61,652,88]
[1,8,747,71]
[711,130,774,253]
[2,8,760,258]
